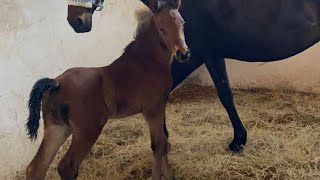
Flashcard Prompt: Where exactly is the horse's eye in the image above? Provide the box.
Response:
[160,27,165,32]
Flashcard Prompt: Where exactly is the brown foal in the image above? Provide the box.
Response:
[25,1,190,180]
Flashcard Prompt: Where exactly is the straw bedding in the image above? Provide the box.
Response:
[16,85,320,179]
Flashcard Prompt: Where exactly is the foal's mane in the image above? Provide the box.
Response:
[135,8,154,38]
[123,8,154,53]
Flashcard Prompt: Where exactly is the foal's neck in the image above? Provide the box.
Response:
[132,18,173,65]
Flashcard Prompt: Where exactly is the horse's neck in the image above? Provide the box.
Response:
[134,19,173,65]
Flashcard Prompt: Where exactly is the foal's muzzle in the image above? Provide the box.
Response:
[176,49,191,63]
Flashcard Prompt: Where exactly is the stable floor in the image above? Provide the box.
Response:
[17,85,320,179]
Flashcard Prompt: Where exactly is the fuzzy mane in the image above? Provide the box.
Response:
[123,8,154,53]
[135,8,154,38]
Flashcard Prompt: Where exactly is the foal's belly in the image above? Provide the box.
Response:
[109,102,142,119]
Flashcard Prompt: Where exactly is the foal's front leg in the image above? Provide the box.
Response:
[143,106,174,180]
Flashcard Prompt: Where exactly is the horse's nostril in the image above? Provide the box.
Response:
[76,18,84,27]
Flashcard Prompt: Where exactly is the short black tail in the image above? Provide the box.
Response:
[26,78,58,141]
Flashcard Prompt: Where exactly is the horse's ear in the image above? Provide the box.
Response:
[141,0,159,13]
[141,0,181,12]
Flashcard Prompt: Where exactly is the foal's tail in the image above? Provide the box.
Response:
[26,78,58,141]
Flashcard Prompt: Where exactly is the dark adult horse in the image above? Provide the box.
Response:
[66,0,320,152]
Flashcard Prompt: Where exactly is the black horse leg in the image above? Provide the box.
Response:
[165,55,203,143]
[171,55,204,90]
[205,57,247,153]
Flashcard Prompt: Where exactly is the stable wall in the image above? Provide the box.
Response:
[0,0,143,178]
[0,0,319,179]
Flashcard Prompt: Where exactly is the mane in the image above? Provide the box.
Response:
[123,8,154,53]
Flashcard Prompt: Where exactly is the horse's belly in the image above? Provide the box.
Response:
[220,27,320,61]
[219,31,320,61]
[220,5,320,61]
[183,0,320,62]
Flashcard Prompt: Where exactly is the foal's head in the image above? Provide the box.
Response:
[150,0,190,62]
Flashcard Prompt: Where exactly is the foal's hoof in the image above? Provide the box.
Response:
[229,130,247,153]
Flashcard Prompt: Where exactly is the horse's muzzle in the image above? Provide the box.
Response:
[176,49,191,63]
[67,16,92,33]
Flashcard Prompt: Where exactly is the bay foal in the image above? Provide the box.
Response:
[25,2,190,180]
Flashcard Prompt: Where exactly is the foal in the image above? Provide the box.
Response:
[25,2,190,180]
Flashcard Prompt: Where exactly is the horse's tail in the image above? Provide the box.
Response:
[26,78,58,141]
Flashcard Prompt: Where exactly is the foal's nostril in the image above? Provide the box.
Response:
[186,50,191,58]
[176,49,191,63]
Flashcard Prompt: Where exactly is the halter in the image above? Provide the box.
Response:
[66,0,104,11]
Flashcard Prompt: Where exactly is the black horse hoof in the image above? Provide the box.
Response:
[229,129,247,153]
[229,141,244,153]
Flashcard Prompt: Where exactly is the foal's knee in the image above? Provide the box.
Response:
[151,140,169,156]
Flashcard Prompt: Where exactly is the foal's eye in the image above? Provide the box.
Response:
[160,27,166,32]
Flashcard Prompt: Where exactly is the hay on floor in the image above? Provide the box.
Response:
[17,85,320,179]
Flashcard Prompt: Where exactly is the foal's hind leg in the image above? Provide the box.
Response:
[26,119,71,180]
[57,117,106,180]
[144,105,174,180]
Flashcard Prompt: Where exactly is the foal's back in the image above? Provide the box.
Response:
[51,51,172,120]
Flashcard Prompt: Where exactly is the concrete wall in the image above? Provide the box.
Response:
[0,0,143,178]
[0,0,319,179]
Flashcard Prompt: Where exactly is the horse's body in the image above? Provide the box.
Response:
[66,0,320,152]
[170,0,320,152]
[178,0,320,61]
[26,3,188,179]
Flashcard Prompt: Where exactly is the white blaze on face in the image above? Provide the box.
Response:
[169,9,188,54]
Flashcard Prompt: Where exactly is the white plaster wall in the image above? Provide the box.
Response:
[0,0,144,178]
[1,0,319,178]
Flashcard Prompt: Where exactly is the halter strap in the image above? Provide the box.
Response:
[66,0,104,11]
